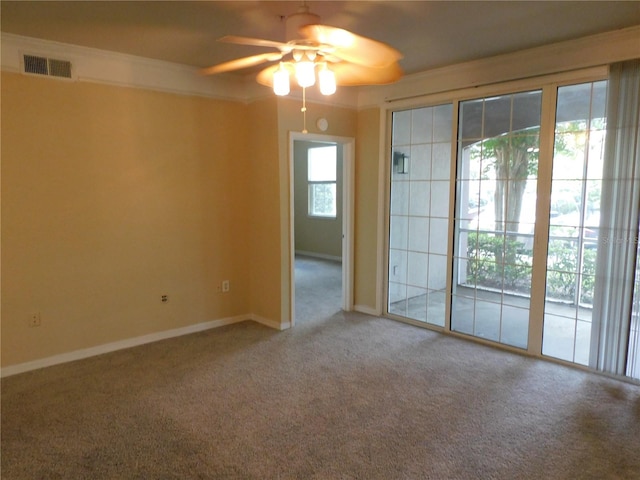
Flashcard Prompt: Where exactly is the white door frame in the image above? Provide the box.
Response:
[288,132,355,326]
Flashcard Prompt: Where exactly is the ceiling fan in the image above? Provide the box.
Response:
[200,4,403,96]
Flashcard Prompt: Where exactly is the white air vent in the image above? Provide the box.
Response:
[23,54,72,79]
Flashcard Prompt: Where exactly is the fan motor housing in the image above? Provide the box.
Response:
[286,7,321,41]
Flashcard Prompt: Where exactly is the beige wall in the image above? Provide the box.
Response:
[1,72,252,366]
[246,97,282,324]
[354,108,382,311]
[293,140,343,258]
[1,72,369,368]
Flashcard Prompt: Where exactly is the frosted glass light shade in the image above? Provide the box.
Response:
[273,65,290,96]
[319,67,336,95]
[295,61,316,88]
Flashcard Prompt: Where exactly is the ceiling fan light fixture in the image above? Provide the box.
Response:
[295,60,316,88]
[318,65,336,95]
[273,63,291,96]
[204,5,403,132]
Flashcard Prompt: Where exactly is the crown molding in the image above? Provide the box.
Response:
[357,25,640,108]
[1,32,254,101]
[1,32,361,107]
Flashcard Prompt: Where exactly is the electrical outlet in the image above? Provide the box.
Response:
[29,312,41,327]
[222,280,230,293]
[161,294,169,303]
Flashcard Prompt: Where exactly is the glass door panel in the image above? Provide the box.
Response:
[542,81,607,365]
[452,91,542,349]
[388,104,453,326]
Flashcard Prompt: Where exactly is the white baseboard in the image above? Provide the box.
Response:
[295,250,342,262]
[1,313,286,378]
[354,304,381,316]
[250,314,291,331]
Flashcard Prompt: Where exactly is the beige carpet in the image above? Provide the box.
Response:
[294,254,342,323]
[2,259,640,479]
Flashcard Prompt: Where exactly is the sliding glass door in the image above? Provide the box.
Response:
[388,104,453,326]
[542,81,607,365]
[451,91,541,349]
[387,65,640,380]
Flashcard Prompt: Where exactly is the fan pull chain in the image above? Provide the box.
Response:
[301,86,308,134]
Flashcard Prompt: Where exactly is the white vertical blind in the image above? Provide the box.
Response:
[589,60,640,375]
[629,233,640,378]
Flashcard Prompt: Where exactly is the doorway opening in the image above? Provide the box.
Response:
[289,132,354,326]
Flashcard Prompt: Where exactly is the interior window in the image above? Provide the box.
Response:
[307,146,337,218]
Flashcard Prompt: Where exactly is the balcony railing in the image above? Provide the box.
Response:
[457,227,598,308]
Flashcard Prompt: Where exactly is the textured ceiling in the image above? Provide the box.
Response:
[2,1,639,78]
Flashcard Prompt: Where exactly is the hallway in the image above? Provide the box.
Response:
[294,255,342,324]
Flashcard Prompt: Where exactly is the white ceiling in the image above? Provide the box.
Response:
[2,1,639,79]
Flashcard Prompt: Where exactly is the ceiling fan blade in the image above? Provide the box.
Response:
[331,62,404,86]
[255,61,402,88]
[200,52,283,75]
[300,25,402,68]
[218,35,290,50]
